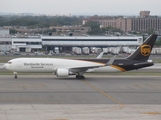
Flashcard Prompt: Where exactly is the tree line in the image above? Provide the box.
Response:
[0,15,83,28]
[83,21,123,35]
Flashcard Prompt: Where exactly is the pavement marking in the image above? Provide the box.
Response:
[82,80,125,109]
[142,112,161,115]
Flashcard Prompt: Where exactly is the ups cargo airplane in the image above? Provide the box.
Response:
[3,34,157,79]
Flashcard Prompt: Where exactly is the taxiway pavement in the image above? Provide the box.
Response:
[0,75,161,104]
[0,75,161,120]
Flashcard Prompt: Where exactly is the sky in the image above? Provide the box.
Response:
[0,0,161,16]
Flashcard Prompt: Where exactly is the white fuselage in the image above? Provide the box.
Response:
[3,58,121,73]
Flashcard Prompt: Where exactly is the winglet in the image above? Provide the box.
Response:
[96,52,104,59]
[106,55,116,66]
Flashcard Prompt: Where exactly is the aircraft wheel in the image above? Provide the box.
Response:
[76,75,85,79]
[14,75,18,79]
[76,75,80,79]
[81,76,85,79]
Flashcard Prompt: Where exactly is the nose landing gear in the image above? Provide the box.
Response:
[13,72,18,79]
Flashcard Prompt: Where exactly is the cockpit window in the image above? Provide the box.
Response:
[8,62,12,64]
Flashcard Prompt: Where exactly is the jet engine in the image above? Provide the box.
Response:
[56,68,70,77]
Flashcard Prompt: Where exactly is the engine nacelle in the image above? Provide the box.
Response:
[56,68,69,77]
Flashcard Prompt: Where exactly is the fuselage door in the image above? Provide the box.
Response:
[18,61,22,67]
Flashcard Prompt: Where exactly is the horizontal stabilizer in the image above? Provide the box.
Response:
[134,62,153,66]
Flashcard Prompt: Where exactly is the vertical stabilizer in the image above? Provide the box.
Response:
[127,34,157,61]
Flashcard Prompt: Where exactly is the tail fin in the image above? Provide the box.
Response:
[127,34,157,62]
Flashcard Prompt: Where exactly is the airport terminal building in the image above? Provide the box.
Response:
[41,36,142,53]
[12,38,42,52]
[41,36,142,47]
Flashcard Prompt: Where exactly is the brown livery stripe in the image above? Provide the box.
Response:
[110,65,126,72]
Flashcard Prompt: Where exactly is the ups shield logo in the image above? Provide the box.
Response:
[140,45,151,56]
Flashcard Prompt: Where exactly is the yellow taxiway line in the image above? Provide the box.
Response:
[82,80,125,109]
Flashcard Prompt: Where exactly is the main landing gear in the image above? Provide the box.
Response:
[76,75,85,79]
[14,72,18,79]
[76,72,85,79]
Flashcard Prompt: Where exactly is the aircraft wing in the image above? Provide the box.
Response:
[68,56,116,73]
[69,65,104,73]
